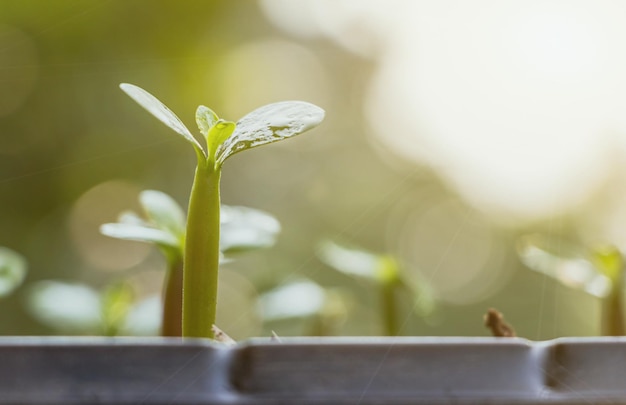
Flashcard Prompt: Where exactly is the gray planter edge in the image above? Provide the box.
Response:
[0,336,624,404]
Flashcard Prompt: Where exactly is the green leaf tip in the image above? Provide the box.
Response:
[216,100,325,165]
[318,240,382,281]
[207,120,236,163]
[99,223,180,248]
[139,189,186,240]
[119,83,205,156]
[196,105,219,137]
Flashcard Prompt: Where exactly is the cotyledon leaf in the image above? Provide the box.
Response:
[100,188,282,256]
[120,83,205,155]
[258,279,326,321]
[220,205,281,253]
[318,240,381,280]
[517,234,611,298]
[27,281,102,333]
[99,223,180,248]
[216,101,325,165]
[117,211,150,226]
[139,190,186,239]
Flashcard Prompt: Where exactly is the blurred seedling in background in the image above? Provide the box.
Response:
[257,278,350,336]
[27,280,159,336]
[518,234,624,336]
[100,189,280,336]
[120,84,324,338]
[318,240,436,336]
[0,247,27,298]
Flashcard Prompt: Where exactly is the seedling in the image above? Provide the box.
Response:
[120,84,324,338]
[318,240,435,336]
[100,189,280,336]
[518,234,624,336]
[258,279,348,336]
[27,280,159,336]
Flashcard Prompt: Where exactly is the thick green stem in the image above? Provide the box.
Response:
[182,162,221,338]
[601,280,624,336]
[161,258,183,337]
[381,280,399,336]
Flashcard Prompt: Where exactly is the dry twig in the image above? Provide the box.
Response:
[484,308,516,337]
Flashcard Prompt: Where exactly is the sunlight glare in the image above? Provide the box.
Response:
[263,0,626,221]
[363,1,626,221]
[68,181,150,271]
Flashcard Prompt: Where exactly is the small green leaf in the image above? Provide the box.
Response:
[117,210,149,226]
[120,83,205,156]
[196,105,219,137]
[99,223,179,248]
[517,234,611,298]
[220,205,281,254]
[258,280,326,321]
[318,240,381,281]
[102,191,280,258]
[216,101,324,165]
[27,281,102,333]
[0,247,26,297]
[139,190,186,240]
[207,120,236,162]
[318,241,402,285]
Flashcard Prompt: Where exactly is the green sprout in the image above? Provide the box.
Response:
[27,280,159,336]
[318,240,435,336]
[518,235,624,336]
[120,84,324,338]
[257,279,349,336]
[100,189,281,336]
[100,190,186,336]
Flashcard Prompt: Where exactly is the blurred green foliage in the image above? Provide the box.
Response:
[0,1,605,338]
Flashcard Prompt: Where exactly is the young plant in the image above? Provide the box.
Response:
[257,279,348,336]
[27,280,159,336]
[100,190,186,336]
[120,84,324,338]
[518,235,624,336]
[318,240,435,336]
[100,189,280,336]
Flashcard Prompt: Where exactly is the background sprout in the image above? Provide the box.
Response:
[257,279,348,336]
[26,280,159,336]
[101,190,185,259]
[101,189,280,336]
[0,247,27,298]
[318,240,435,336]
[101,190,186,336]
[518,234,623,336]
[258,280,326,321]
[120,83,323,338]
